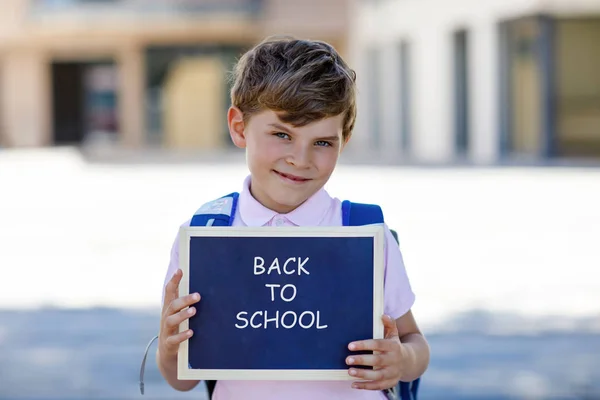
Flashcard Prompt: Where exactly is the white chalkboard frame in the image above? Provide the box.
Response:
[177,225,385,381]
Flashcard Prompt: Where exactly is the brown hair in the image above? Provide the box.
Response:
[230,36,357,140]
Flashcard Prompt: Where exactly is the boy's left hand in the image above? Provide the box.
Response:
[346,315,408,390]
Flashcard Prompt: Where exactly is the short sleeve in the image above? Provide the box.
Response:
[161,219,191,306]
[383,224,416,320]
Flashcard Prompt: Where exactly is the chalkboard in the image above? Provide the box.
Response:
[177,226,384,381]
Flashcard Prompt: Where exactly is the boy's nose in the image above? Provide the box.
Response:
[286,147,311,168]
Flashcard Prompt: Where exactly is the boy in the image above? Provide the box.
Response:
[156,36,430,399]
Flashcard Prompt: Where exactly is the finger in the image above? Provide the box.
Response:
[348,366,392,381]
[348,339,396,353]
[165,306,197,330]
[167,293,201,316]
[382,315,399,340]
[165,329,194,347]
[163,269,183,310]
[352,379,397,391]
[346,353,390,368]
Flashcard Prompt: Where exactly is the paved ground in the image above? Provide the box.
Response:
[0,307,599,400]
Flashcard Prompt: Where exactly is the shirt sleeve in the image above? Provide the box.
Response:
[383,223,416,320]
[161,219,191,306]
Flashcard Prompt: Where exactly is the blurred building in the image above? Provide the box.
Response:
[350,0,600,163]
[0,0,351,150]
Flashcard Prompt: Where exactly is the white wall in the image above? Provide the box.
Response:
[349,0,599,163]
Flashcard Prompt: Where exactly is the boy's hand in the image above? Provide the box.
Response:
[346,315,408,391]
[158,269,201,360]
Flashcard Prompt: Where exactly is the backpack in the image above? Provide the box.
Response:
[140,193,420,400]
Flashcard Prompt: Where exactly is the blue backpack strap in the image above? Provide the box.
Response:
[399,378,419,400]
[341,200,384,226]
[190,192,239,227]
[343,200,420,400]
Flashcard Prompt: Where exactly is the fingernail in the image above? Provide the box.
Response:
[349,369,357,376]
[188,307,195,315]
[187,330,193,337]
[193,293,200,301]
[347,357,355,365]
[348,343,356,350]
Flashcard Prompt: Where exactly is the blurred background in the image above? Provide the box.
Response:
[1,0,600,399]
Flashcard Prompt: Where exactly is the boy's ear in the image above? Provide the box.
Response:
[228,106,246,149]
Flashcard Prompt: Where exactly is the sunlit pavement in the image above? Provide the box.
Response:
[1,147,599,333]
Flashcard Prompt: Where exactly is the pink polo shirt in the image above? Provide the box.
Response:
[163,175,416,400]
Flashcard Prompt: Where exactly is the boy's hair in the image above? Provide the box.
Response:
[230,36,357,141]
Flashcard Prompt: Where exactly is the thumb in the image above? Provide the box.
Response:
[382,315,399,340]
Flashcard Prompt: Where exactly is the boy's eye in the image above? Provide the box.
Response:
[315,140,332,147]
[274,132,290,140]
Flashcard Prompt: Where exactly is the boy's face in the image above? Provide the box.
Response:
[228,107,347,214]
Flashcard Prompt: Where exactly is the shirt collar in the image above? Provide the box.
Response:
[237,175,333,227]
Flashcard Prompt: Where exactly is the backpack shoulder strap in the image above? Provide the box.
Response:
[341,200,384,226]
[191,192,239,227]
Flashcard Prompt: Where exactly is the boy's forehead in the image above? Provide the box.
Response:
[255,109,344,133]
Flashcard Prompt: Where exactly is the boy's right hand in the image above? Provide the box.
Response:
[159,269,201,360]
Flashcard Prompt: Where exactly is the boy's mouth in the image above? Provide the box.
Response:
[274,170,311,183]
